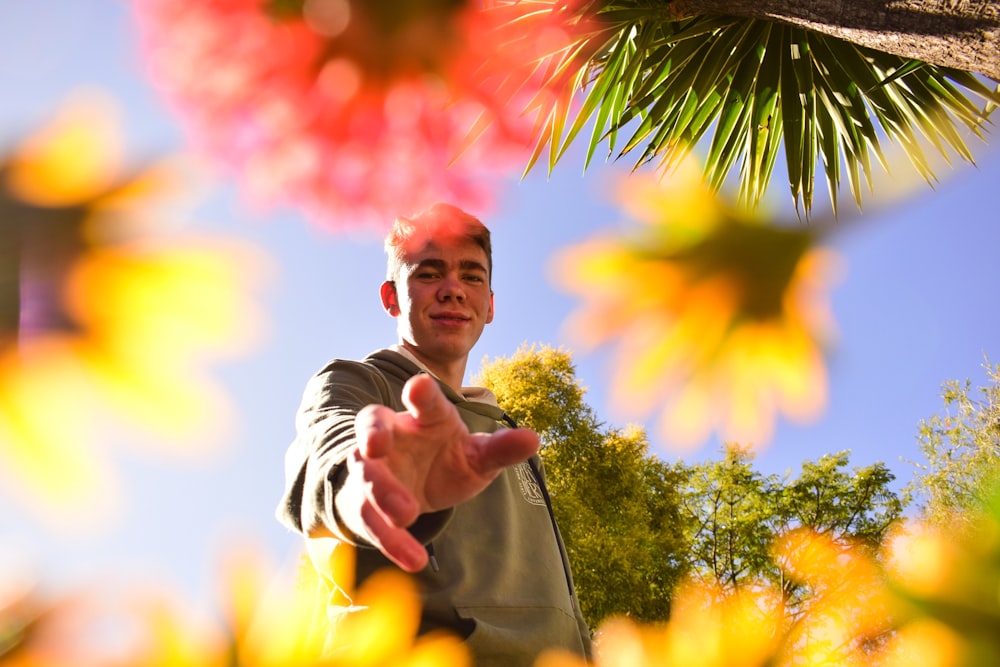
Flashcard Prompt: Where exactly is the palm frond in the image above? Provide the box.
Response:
[515,4,1000,216]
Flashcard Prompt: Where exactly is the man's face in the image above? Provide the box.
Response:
[382,236,494,373]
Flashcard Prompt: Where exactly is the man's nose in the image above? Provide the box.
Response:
[438,276,466,302]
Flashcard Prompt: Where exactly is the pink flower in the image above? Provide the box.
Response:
[133,0,595,230]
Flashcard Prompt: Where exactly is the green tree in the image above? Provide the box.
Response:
[784,450,902,548]
[775,449,903,628]
[475,343,687,626]
[681,444,904,618]
[904,362,1000,529]
[476,344,906,627]
[680,444,779,591]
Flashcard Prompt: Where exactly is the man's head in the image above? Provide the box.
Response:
[380,203,495,388]
[384,202,493,286]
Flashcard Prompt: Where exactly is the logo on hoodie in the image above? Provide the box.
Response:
[514,461,546,506]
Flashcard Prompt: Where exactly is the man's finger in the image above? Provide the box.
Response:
[401,373,454,426]
[360,503,430,573]
[338,456,425,571]
[354,404,397,458]
[467,428,541,476]
[343,449,420,527]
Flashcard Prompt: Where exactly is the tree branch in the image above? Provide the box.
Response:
[668,0,1000,79]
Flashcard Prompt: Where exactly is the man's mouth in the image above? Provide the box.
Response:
[432,313,470,324]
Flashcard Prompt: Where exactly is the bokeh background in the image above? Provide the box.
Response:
[1,0,998,611]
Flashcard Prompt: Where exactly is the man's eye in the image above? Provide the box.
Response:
[464,275,485,283]
[416,272,439,280]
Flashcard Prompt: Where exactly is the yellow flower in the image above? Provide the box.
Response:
[3,91,123,206]
[774,529,894,666]
[0,542,468,667]
[878,619,966,667]
[538,521,1000,667]
[550,156,842,450]
[882,517,1000,666]
[659,583,784,667]
[0,92,270,523]
[536,580,784,667]
[267,537,471,667]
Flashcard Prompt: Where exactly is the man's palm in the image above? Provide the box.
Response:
[343,373,540,571]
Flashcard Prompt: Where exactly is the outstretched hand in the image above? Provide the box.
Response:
[335,373,540,572]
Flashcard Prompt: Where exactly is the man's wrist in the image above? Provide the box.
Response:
[329,466,369,546]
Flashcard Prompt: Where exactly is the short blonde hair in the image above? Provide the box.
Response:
[384,202,493,284]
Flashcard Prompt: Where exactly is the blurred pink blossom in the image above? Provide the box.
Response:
[133,0,595,230]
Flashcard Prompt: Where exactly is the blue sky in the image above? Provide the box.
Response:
[2,0,999,601]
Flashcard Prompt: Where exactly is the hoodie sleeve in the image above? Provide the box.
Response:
[275,358,452,546]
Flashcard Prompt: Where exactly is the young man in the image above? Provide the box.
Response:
[277,203,593,666]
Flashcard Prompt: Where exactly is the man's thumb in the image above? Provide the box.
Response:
[470,428,541,475]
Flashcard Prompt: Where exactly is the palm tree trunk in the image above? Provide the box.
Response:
[668,0,1000,79]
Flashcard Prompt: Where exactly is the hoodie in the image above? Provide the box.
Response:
[277,348,593,666]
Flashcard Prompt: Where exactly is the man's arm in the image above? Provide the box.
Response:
[278,364,539,573]
[277,359,389,538]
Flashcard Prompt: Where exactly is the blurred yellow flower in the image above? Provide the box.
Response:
[537,580,783,667]
[882,516,1000,667]
[878,618,966,667]
[550,157,842,450]
[0,542,465,667]
[774,529,894,666]
[0,92,270,524]
[655,583,783,667]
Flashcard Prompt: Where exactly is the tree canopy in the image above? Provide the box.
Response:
[476,344,687,624]
[476,344,906,627]
[904,362,1000,530]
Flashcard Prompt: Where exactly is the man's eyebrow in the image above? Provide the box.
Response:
[414,258,447,271]
[459,260,488,274]
[412,258,487,273]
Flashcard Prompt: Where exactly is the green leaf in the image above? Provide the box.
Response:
[742,22,783,207]
[703,22,760,190]
[815,87,843,216]
[510,3,996,215]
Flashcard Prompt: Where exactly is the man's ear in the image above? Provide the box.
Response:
[486,291,495,324]
[380,280,400,316]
